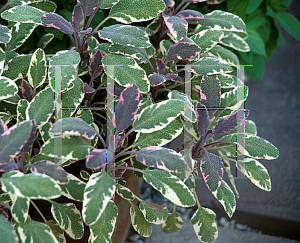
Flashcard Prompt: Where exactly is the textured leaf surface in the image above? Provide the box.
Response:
[82,172,116,226]
[46,220,66,243]
[72,5,84,32]
[163,14,188,41]
[226,119,257,136]
[21,79,33,102]
[1,5,45,24]
[89,200,118,243]
[0,77,18,101]
[116,186,135,201]
[10,196,30,224]
[60,174,85,202]
[89,50,103,79]
[191,206,218,243]
[2,54,32,81]
[130,204,152,237]
[27,48,47,88]
[100,0,120,9]
[77,0,98,16]
[0,24,11,44]
[191,29,224,54]
[109,0,166,24]
[108,44,149,63]
[220,33,250,52]
[86,149,113,170]
[166,42,201,63]
[176,10,204,20]
[102,54,149,93]
[143,170,195,207]
[212,180,236,217]
[0,47,5,75]
[190,57,233,75]
[41,12,74,35]
[51,202,84,239]
[98,24,151,48]
[1,170,62,199]
[0,214,18,243]
[196,104,210,136]
[148,73,167,86]
[37,33,55,49]
[139,200,168,224]
[162,211,183,233]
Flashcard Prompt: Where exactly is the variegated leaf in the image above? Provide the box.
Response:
[0,77,18,101]
[86,149,113,170]
[109,0,166,24]
[100,0,120,9]
[156,58,165,74]
[191,206,218,243]
[220,33,250,52]
[197,10,247,38]
[49,117,97,140]
[162,211,183,233]
[77,0,99,16]
[89,50,103,79]
[30,160,69,184]
[116,186,135,201]
[5,23,36,51]
[20,120,37,154]
[39,122,51,143]
[237,158,271,191]
[10,196,30,224]
[15,218,59,243]
[46,220,66,243]
[191,29,224,54]
[102,53,149,93]
[27,48,47,88]
[176,10,204,20]
[132,99,183,133]
[134,117,182,149]
[2,54,32,81]
[0,161,18,172]
[109,44,149,63]
[217,73,240,88]
[0,24,12,44]
[0,47,5,76]
[89,200,118,243]
[0,214,18,243]
[162,14,188,41]
[82,172,116,226]
[139,200,168,225]
[212,180,236,217]
[26,86,54,128]
[75,109,93,125]
[60,174,85,202]
[80,170,90,180]
[115,84,140,132]
[48,50,81,93]
[200,150,223,192]
[1,5,45,24]
[130,204,152,237]
[40,136,91,161]
[166,42,201,63]
[1,170,62,199]
[148,73,167,86]
[196,104,210,136]
[189,57,233,76]
[41,12,74,35]
[226,119,257,136]
[0,120,35,163]
[99,24,151,48]
[51,202,84,239]
[0,112,11,125]
[29,0,57,12]
[37,33,54,49]
[143,170,195,207]
[21,79,33,101]
[72,5,84,33]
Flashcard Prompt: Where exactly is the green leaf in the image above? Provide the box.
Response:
[245,24,266,56]
[109,0,166,24]
[102,53,149,93]
[0,77,18,101]
[100,0,120,9]
[0,214,18,243]
[237,158,271,191]
[40,136,91,160]
[227,0,250,16]
[46,220,66,243]
[139,200,168,224]
[82,172,116,226]
[10,196,30,224]
[191,206,218,243]
[0,112,12,124]
[133,99,183,133]
[212,180,236,218]
[162,211,183,234]
[1,171,62,199]
[108,44,149,63]
[98,24,151,48]
[220,33,250,52]
[27,48,47,88]
[29,0,57,12]
[1,5,45,24]
[0,47,5,75]
[5,23,36,51]
[0,24,12,44]
[37,33,55,49]
[15,218,59,243]
[89,200,118,243]
[75,109,94,125]
[190,57,233,76]
[226,119,257,136]
[191,29,224,54]
[51,202,84,239]
[48,50,81,93]
[116,186,135,201]
[39,122,52,142]
[60,174,86,202]
[274,11,300,42]
[130,204,152,237]
[2,54,32,81]
[246,0,263,14]
[143,170,195,207]
[26,86,54,128]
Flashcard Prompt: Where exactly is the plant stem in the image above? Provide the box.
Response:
[85,7,99,29]
[94,16,110,31]
[181,2,191,12]
[193,190,201,208]
[69,34,77,48]
[117,166,144,173]
[164,60,178,75]
[93,111,107,120]
[118,143,136,154]
[114,151,137,160]
[31,200,47,223]
[0,0,13,14]
[173,0,185,15]
[204,141,232,148]
[115,154,136,164]
[96,131,106,149]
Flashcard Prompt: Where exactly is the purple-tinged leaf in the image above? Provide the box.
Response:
[148,73,167,87]
[77,0,99,16]
[21,79,34,102]
[0,118,8,134]
[196,104,210,137]
[176,10,204,20]
[200,149,223,192]
[115,84,140,132]
[86,149,113,170]
[164,0,175,7]
[83,83,96,93]
[199,75,221,117]
[79,27,92,34]
[207,0,225,4]
[106,81,125,98]
[30,160,69,183]
[166,74,183,82]
[72,4,85,33]
[162,14,188,41]
[89,50,103,79]
[156,58,166,74]
[214,109,249,135]
[20,120,37,153]
[0,207,9,218]
[166,42,201,63]
[0,161,18,172]
[41,13,74,35]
